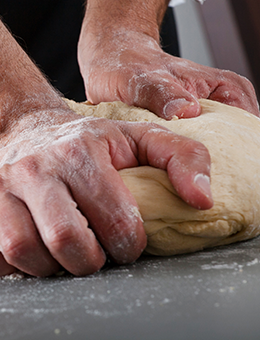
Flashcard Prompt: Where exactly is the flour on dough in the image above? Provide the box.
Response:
[65,98,260,256]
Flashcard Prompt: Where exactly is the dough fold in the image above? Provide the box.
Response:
[65,98,260,255]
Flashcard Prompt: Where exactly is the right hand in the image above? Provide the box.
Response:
[0,105,213,277]
[78,23,259,119]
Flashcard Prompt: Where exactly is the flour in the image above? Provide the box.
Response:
[201,258,260,271]
[0,115,103,170]
[1,272,24,281]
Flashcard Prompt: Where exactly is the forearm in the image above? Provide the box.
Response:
[82,0,170,43]
[0,21,67,132]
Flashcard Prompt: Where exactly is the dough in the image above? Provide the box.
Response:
[65,98,260,256]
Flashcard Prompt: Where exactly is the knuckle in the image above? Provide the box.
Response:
[194,79,212,97]
[45,222,77,253]
[1,235,31,264]
[54,132,100,162]
[11,155,41,181]
[51,123,111,177]
[180,138,210,161]
[61,137,86,160]
[55,137,92,173]
[222,70,253,88]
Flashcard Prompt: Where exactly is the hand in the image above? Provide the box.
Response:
[78,30,259,119]
[0,106,212,277]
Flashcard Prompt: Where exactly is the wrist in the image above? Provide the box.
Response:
[81,0,169,44]
[0,21,68,132]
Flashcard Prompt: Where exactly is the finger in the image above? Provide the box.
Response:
[52,131,147,265]
[118,121,213,210]
[208,73,260,117]
[21,178,107,276]
[0,252,16,276]
[0,191,61,276]
[127,72,201,120]
[68,162,147,265]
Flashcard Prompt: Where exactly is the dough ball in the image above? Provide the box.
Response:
[65,98,260,255]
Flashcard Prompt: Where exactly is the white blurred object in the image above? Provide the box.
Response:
[169,0,205,6]
[174,0,215,67]
[169,0,185,6]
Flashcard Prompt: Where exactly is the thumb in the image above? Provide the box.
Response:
[128,73,201,120]
[119,122,213,210]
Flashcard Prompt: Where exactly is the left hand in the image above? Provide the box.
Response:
[78,30,259,119]
[0,105,213,277]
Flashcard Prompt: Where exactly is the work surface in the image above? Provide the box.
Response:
[1,237,260,340]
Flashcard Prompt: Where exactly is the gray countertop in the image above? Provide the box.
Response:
[1,237,260,340]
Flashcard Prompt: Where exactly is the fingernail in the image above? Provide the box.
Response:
[194,173,212,199]
[163,99,194,119]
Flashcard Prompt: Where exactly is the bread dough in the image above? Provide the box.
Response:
[65,98,260,255]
